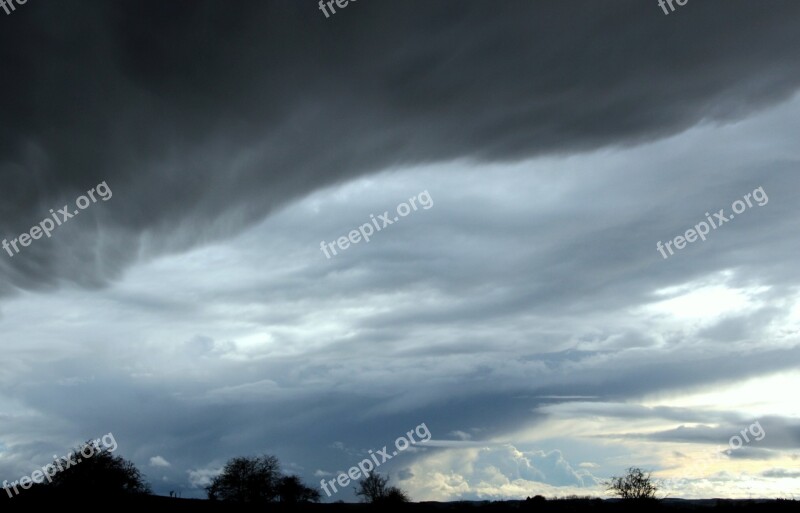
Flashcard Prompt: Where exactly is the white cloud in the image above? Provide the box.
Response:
[149,455,171,467]
[401,445,596,501]
[449,430,472,441]
[187,467,221,489]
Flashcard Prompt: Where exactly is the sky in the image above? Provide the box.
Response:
[2,0,800,502]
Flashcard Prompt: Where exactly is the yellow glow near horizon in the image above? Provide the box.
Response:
[643,370,800,418]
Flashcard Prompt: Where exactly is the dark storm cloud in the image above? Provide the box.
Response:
[3,0,800,295]
[623,416,800,453]
[724,448,777,460]
[763,469,800,478]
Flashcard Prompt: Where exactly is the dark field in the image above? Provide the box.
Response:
[4,496,800,513]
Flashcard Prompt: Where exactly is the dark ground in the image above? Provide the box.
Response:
[3,495,800,512]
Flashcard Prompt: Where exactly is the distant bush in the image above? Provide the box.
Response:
[45,441,151,498]
[355,473,410,503]
[605,467,657,500]
[206,454,319,504]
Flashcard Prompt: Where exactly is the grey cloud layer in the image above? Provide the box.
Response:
[3,0,800,501]
[3,0,800,296]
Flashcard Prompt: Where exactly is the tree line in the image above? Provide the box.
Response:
[2,440,410,504]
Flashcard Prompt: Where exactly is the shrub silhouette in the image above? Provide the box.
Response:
[277,475,321,503]
[206,455,318,504]
[44,441,150,498]
[605,467,657,500]
[207,455,280,503]
[354,473,409,503]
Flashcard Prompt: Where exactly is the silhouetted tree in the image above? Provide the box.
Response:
[45,441,150,497]
[277,475,321,503]
[355,473,409,503]
[605,467,657,499]
[206,455,281,503]
[526,495,547,505]
[383,486,410,503]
